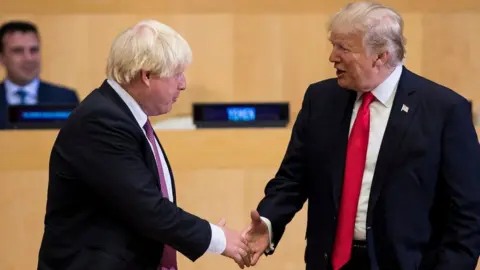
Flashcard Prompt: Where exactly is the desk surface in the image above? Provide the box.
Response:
[0,129,478,270]
[0,129,300,270]
[0,128,292,171]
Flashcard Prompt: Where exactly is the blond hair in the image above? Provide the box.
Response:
[328,2,406,66]
[106,20,192,84]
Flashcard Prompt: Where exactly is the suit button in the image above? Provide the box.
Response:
[324,253,328,260]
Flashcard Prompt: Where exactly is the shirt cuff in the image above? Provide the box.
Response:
[206,223,227,254]
[260,216,275,252]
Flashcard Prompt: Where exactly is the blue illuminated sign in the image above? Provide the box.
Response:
[21,111,71,120]
[226,107,256,121]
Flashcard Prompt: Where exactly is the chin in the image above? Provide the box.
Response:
[336,78,349,88]
[159,105,173,115]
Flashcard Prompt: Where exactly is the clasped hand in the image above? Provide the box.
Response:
[219,210,270,269]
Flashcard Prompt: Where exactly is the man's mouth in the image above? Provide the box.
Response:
[336,69,346,76]
[21,65,38,73]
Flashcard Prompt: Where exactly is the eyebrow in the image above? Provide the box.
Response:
[9,44,39,50]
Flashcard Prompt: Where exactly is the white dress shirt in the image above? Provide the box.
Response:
[107,79,226,254]
[263,65,403,250]
[5,78,40,105]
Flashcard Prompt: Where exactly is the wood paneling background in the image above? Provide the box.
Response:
[1,130,479,270]
[1,0,480,123]
[1,0,479,269]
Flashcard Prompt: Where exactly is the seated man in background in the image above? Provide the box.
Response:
[0,21,79,129]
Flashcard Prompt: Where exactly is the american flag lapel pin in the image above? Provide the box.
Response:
[401,104,409,113]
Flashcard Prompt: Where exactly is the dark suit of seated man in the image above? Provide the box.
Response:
[0,21,79,129]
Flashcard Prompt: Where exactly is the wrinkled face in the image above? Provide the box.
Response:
[0,31,40,85]
[328,31,382,92]
[141,70,187,116]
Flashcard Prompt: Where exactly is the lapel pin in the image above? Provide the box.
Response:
[401,104,409,113]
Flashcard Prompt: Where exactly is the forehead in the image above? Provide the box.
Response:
[2,31,39,49]
[328,31,364,48]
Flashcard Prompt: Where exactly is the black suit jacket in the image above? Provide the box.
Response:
[38,80,211,270]
[257,67,480,270]
[0,80,79,129]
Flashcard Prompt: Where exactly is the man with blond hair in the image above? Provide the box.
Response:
[243,2,480,270]
[37,20,251,270]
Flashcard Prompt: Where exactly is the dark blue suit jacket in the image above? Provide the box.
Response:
[38,80,211,270]
[257,67,480,270]
[0,80,79,129]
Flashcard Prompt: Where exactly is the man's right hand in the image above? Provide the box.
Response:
[241,210,269,266]
[217,218,252,269]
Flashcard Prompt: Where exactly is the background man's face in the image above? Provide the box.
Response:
[0,31,41,85]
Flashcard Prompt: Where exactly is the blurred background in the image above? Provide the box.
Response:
[1,0,479,269]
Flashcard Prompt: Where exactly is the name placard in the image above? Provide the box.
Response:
[193,102,289,128]
[7,104,77,129]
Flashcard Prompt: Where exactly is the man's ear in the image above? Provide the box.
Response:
[374,51,390,67]
[140,70,150,87]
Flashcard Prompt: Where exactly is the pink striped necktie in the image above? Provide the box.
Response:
[143,120,178,270]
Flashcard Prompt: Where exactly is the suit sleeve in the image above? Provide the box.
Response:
[256,85,311,254]
[436,98,480,269]
[61,114,211,262]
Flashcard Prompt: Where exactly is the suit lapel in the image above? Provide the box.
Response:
[0,82,6,129]
[37,82,48,103]
[366,68,420,221]
[142,138,162,191]
[98,80,165,194]
[99,80,177,203]
[331,88,357,210]
[153,133,177,204]
[0,82,6,105]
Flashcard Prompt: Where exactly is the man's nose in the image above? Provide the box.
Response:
[178,74,186,90]
[329,48,340,63]
[23,50,36,61]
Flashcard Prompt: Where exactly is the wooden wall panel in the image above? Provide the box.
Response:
[174,14,235,114]
[422,14,480,103]
[1,130,478,269]
[1,11,479,122]
[0,171,48,270]
[1,1,480,269]
[401,14,423,74]
[3,0,480,13]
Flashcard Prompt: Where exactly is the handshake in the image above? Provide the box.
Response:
[218,210,270,269]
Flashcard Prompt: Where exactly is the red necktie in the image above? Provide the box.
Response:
[143,120,178,270]
[332,92,375,270]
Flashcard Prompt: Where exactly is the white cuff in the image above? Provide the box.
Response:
[260,216,275,252]
[206,223,227,254]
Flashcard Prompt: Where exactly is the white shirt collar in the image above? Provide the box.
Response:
[107,79,148,129]
[356,64,403,107]
[5,77,39,97]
